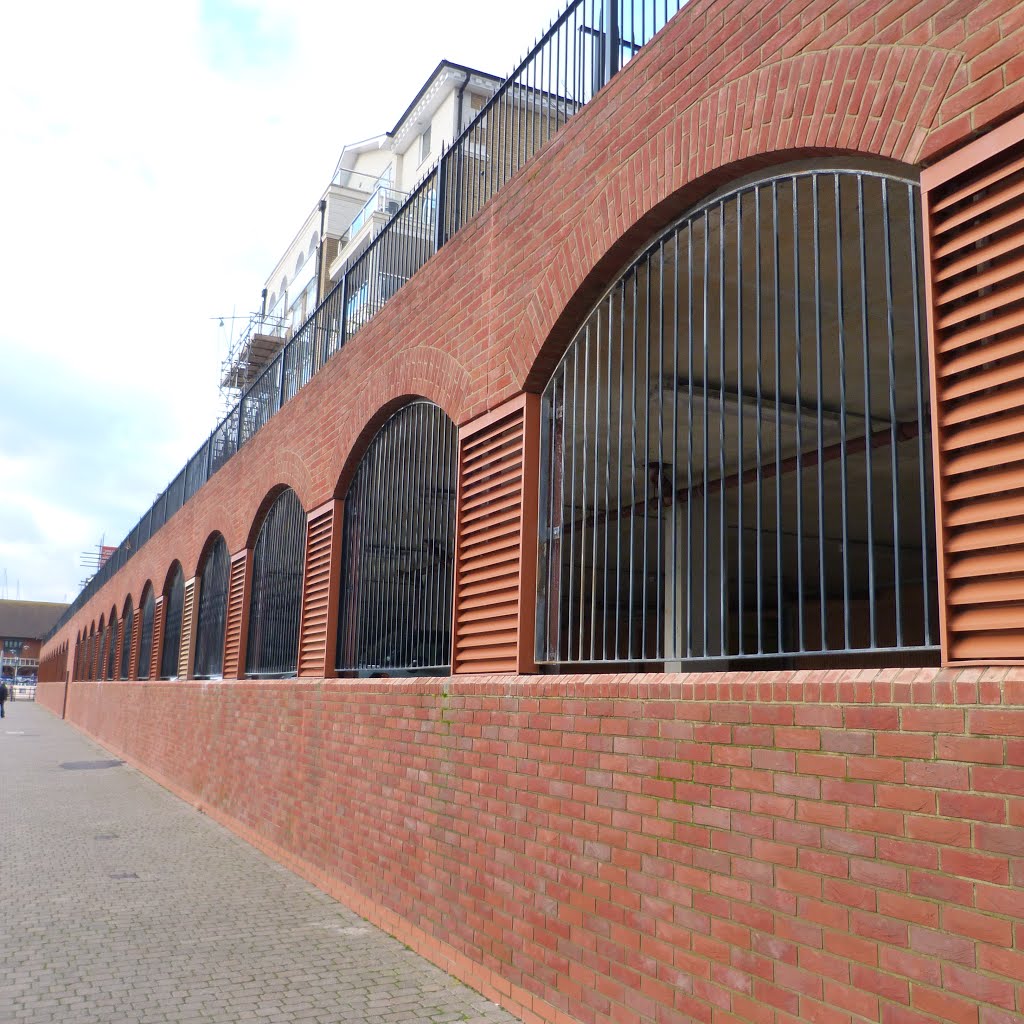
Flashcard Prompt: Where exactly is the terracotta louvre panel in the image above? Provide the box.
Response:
[128,608,141,680]
[150,597,165,682]
[451,394,540,674]
[178,578,196,680]
[222,551,251,679]
[297,500,342,677]
[923,110,1024,663]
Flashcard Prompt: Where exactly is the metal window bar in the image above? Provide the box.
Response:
[536,167,939,668]
[337,401,457,675]
[44,0,690,645]
[193,536,230,679]
[119,603,134,680]
[245,489,307,678]
[137,592,155,680]
[160,568,185,679]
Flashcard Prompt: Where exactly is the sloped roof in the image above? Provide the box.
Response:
[0,600,69,641]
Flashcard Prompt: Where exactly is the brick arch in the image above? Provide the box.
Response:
[520,43,960,392]
[161,559,184,596]
[244,484,304,550]
[328,345,468,498]
[192,530,227,578]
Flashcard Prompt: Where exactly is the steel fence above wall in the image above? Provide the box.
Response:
[47,0,688,641]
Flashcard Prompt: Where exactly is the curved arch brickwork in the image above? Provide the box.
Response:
[43,2,1024,671]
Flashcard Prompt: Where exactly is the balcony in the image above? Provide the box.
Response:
[347,184,408,244]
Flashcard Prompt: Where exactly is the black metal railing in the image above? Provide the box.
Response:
[337,402,458,675]
[46,0,689,643]
[160,567,185,679]
[245,489,307,678]
[193,536,230,679]
[536,167,939,668]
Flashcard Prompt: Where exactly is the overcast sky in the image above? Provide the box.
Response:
[0,0,562,603]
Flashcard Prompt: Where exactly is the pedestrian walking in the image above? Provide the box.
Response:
[0,680,8,718]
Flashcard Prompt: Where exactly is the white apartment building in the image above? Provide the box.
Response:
[221,61,501,397]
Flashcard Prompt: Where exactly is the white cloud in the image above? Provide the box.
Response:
[0,0,562,602]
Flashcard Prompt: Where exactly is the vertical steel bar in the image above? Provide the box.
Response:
[603,291,614,661]
[736,190,744,655]
[857,175,877,649]
[881,179,903,648]
[567,340,579,660]
[686,224,694,659]
[755,186,763,655]
[581,322,592,661]
[672,228,680,663]
[772,182,783,653]
[813,174,827,650]
[835,173,851,649]
[590,313,602,663]
[615,284,625,660]
[702,209,710,657]
[792,177,805,652]
[629,268,639,661]
[718,202,727,658]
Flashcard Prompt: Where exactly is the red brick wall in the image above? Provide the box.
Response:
[48,668,1024,1024]
[40,0,1024,661]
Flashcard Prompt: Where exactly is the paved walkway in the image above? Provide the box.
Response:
[0,702,517,1024]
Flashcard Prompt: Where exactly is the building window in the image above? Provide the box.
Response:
[337,401,457,675]
[120,601,134,680]
[138,588,155,680]
[419,124,432,164]
[106,616,119,680]
[193,536,230,679]
[160,565,185,679]
[246,488,306,678]
[536,165,937,669]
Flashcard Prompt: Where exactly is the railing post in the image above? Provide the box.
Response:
[434,151,449,253]
[603,0,621,85]
[235,396,245,452]
[339,273,349,347]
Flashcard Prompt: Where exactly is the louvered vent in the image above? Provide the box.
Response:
[452,395,539,674]
[925,112,1024,662]
[223,551,250,678]
[150,597,165,681]
[297,500,340,677]
[128,610,141,680]
[178,578,196,679]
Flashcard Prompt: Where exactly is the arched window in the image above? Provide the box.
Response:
[337,401,457,674]
[88,625,97,680]
[120,599,134,680]
[537,165,937,669]
[74,633,82,680]
[160,564,185,679]
[194,535,230,679]
[106,609,119,680]
[246,488,306,677]
[137,586,156,680]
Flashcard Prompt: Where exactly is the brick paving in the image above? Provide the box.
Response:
[0,702,517,1024]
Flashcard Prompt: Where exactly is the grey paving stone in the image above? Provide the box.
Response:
[0,704,518,1024]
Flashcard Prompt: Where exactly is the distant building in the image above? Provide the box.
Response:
[0,600,69,683]
[220,60,502,405]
